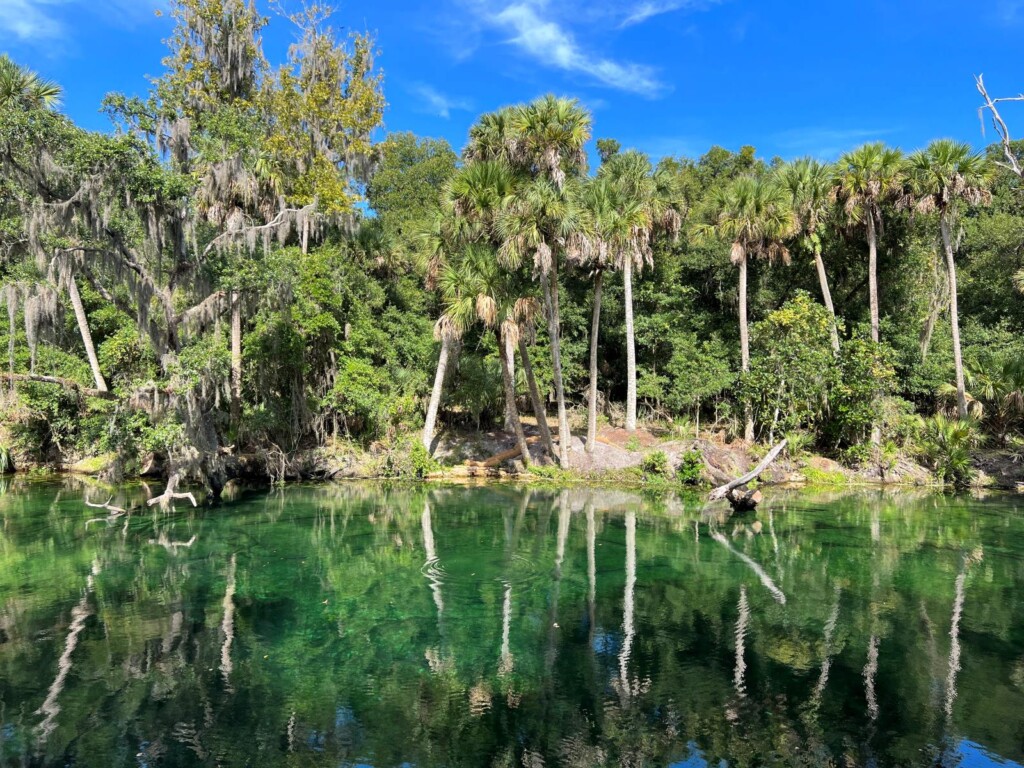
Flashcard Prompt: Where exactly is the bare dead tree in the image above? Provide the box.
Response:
[976,74,1024,178]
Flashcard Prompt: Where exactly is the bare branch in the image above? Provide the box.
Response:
[976,74,1024,178]
[0,372,112,399]
[708,439,788,501]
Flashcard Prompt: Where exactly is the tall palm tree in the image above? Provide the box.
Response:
[833,143,907,345]
[438,245,532,467]
[696,176,794,442]
[909,140,992,419]
[444,160,555,458]
[0,55,61,110]
[598,151,684,432]
[570,177,615,453]
[422,315,460,452]
[778,158,841,353]
[506,95,592,466]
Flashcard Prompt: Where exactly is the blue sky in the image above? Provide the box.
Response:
[3,0,1023,163]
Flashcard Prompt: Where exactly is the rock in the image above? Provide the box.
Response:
[140,452,164,477]
[68,453,117,475]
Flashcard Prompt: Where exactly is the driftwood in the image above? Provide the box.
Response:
[467,436,545,468]
[146,474,199,509]
[708,439,788,506]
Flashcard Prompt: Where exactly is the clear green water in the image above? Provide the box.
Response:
[2,481,1024,767]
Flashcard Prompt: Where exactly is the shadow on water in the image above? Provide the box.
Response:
[1,478,1023,766]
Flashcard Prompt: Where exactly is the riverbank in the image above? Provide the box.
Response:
[8,421,1023,493]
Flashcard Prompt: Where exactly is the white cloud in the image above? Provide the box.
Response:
[490,3,664,96]
[411,83,473,119]
[0,0,160,44]
[0,0,66,41]
[619,1,716,28]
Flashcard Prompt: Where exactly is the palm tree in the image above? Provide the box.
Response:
[778,158,841,353]
[422,315,460,452]
[833,143,907,345]
[0,55,61,110]
[909,140,992,419]
[506,95,592,466]
[438,245,532,467]
[570,177,615,453]
[443,160,555,459]
[695,176,794,441]
[598,151,684,432]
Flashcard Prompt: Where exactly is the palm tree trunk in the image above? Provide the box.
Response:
[587,271,604,452]
[940,213,969,419]
[518,335,555,458]
[868,214,884,448]
[498,327,531,468]
[422,336,451,452]
[230,290,242,428]
[67,274,107,393]
[541,267,571,466]
[867,214,880,345]
[738,256,754,442]
[814,249,841,353]
[624,259,638,432]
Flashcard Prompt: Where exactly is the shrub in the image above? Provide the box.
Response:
[676,449,704,485]
[641,450,670,478]
[914,414,984,489]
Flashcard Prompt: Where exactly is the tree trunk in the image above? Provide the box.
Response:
[867,214,882,446]
[67,274,107,393]
[813,249,841,354]
[738,255,754,442]
[498,327,531,468]
[587,271,604,452]
[519,335,555,459]
[230,290,242,428]
[940,213,969,419]
[624,259,638,432]
[867,214,880,344]
[541,266,571,466]
[422,336,451,452]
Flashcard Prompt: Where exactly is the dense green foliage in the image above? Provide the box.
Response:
[1,0,1023,489]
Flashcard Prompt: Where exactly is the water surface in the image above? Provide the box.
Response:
[1,480,1024,766]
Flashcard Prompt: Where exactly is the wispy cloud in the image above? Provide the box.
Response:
[0,0,66,41]
[489,2,664,96]
[619,0,718,28]
[773,127,897,159]
[411,83,473,119]
[0,0,159,45]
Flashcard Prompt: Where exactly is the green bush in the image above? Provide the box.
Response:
[641,450,670,478]
[676,449,704,485]
[914,414,984,489]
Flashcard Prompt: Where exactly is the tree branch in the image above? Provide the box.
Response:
[708,439,788,501]
[0,373,113,399]
[976,74,1024,178]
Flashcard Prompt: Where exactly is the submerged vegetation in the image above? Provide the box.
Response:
[1,1,1023,493]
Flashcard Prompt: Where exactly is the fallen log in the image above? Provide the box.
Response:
[1,373,112,399]
[467,436,545,468]
[708,439,787,503]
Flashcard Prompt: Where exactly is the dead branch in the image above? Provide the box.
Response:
[708,439,788,501]
[146,473,199,509]
[0,373,112,399]
[976,74,1024,178]
[85,496,127,514]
